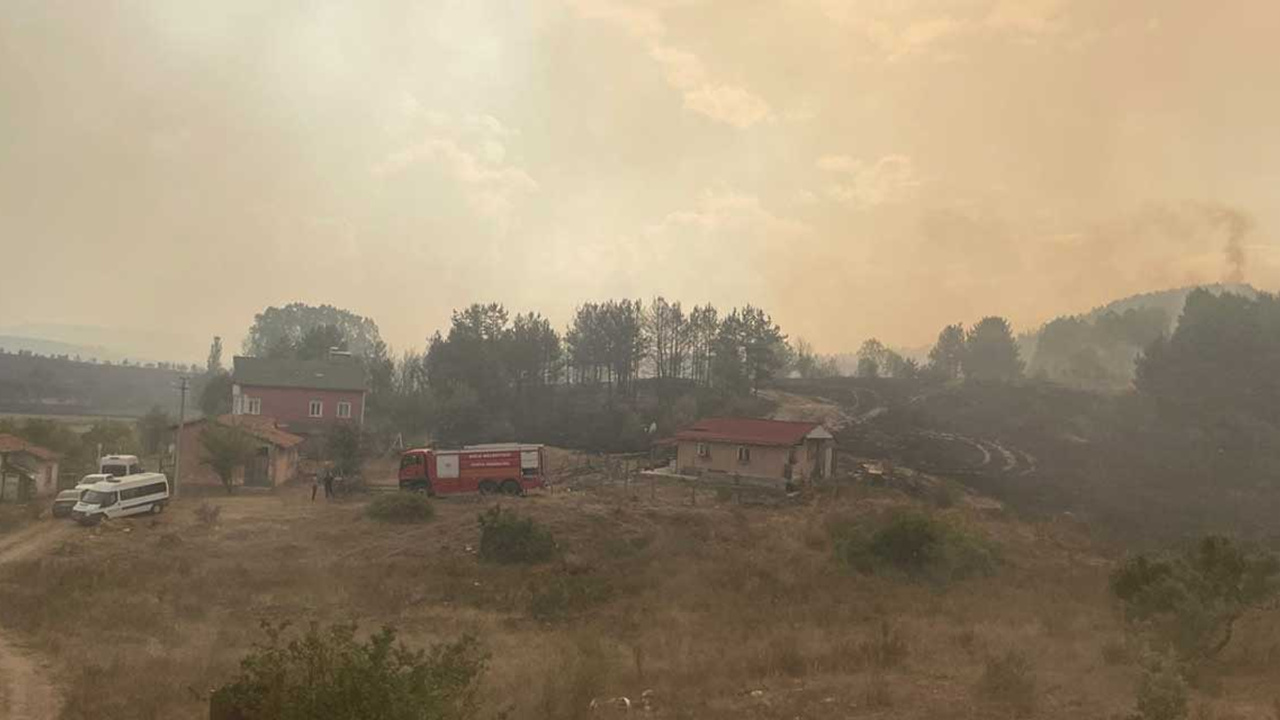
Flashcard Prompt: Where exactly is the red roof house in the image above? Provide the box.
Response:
[231,355,367,437]
[663,417,834,482]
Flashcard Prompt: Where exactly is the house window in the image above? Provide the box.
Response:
[337,401,352,419]
[246,397,261,415]
[696,443,710,459]
[737,446,751,464]
[309,400,323,418]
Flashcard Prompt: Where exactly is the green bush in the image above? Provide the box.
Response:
[834,511,996,584]
[367,493,436,524]
[210,622,485,720]
[1110,535,1279,660]
[1133,654,1188,720]
[478,506,556,564]
[976,649,1037,714]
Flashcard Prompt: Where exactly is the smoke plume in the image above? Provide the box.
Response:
[1206,204,1253,284]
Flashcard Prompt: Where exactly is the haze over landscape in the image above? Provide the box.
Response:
[11,4,1280,719]
[4,0,1279,359]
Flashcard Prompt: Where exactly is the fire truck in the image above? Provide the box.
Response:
[398,444,546,496]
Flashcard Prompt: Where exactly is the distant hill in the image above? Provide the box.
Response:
[1024,283,1261,391]
[0,350,208,418]
[1080,282,1259,329]
[0,323,203,366]
[0,335,111,362]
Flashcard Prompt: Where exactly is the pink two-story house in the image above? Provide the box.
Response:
[231,355,367,437]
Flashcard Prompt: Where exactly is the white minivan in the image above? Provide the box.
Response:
[99,455,142,477]
[75,473,112,492]
[71,473,169,525]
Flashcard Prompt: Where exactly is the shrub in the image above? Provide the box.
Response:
[1134,654,1188,720]
[528,572,613,621]
[194,502,222,526]
[860,621,909,669]
[210,622,486,720]
[835,511,996,584]
[367,493,436,524]
[1110,535,1280,660]
[478,506,556,564]
[977,649,1037,714]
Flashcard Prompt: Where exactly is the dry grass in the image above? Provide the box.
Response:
[0,456,1273,718]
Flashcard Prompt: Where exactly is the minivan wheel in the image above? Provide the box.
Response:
[150,502,164,515]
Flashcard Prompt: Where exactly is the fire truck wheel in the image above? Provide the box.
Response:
[500,480,522,496]
[479,480,498,495]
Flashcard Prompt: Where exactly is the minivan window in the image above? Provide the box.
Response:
[82,490,117,506]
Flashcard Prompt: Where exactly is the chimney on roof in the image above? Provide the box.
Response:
[328,348,353,362]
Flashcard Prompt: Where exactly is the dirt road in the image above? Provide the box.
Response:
[0,521,71,719]
[760,389,852,428]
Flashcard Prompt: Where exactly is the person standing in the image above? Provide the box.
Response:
[323,468,335,500]
[311,473,320,502]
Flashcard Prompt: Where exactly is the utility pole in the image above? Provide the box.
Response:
[174,376,188,499]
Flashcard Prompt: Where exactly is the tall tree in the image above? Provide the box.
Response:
[962,317,1024,382]
[508,313,561,389]
[792,338,818,379]
[882,351,919,379]
[206,336,223,374]
[138,406,172,457]
[857,338,888,378]
[738,305,789,393]
[295,324,348,361]
[1136,289,1280,424]
[645,297,689,381]
[199,372,233,418]
[710,310,749,394]
[244,303,383,358]
[565,300,644,392]
[856,355,880,378]
[200,423,256,494]
[927,324,966,380]
[687,305,720,386]
[362,339,397,432]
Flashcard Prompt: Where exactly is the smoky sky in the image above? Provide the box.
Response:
[2,0,1278,359]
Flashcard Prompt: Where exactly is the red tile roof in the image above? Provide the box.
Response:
[176,415,305,449]
[665,417,826,447]
[0,433,60,460]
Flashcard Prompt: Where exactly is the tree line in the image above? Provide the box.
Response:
[211,299,795,450]
[848,316,1025,383]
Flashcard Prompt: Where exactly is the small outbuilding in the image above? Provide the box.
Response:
[664,417,835,482]
[0,433,61,501]
[174,414,304,488]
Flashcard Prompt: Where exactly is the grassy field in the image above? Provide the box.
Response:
[0,454,1278,719]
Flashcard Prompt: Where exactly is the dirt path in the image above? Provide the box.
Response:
[0,521,71,719]
[760,389,853,429]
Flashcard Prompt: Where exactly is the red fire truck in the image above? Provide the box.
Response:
[398,444,547,496]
